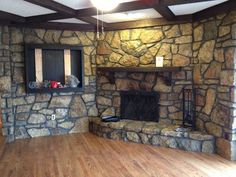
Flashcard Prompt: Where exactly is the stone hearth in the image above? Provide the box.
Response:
[89,118,215,153]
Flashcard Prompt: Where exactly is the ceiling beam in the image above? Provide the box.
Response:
[161,0,217,5]
[193,0,236,21]
[0,11,25,23]
[24,0,103,26]
[10,22,95,31]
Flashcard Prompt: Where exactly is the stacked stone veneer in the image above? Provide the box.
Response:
[95,11,236,160]
[0,28,98,141]
[90,118,215,153]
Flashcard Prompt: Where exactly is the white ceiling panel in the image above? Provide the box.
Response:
[169,0,228,16]
[0,0,55,17]
[53,0,137,10]
[50,18,88,24]
[93,8,162,23]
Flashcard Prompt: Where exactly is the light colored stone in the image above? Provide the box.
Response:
[194,25,203,42]
[127,132,140,143]
[36,94,51,102]
[84,55,92,76]
[214,49,224,62]
[58,121,74,129]
[202,141,215,153]
[60,37,80,45]
[69,96,87,118]
[216,138,234,160]
[28,114,46,124]
[82,94,95,102]
[219,26,231,37]
[153,77,171,93]
[49,96,72,108]
[119,54,139,66]
[55,108,68,119]
[211,105,230,127]
[198,40,215,63]
[97,96,112,106]
[202,88,216,115]
[180,23,192,35]
[120,30,130,40]
[178,44,192,57]
[27,128,50,138]
[46,120,57,128]
[101,107,115,116]
[205,122,222,137]
[172,54,190,66]
[88,105,98,116]
[175,36,192,44]
[189,131,214,141]
[70,117,89,133]
[109,52,122,63]
[97,41,112,55]
[165,25,181,38]
[0,76,11,92]
[204,61,221,79]
[124,121,144,132]
[140,29,164,43]
[32,102,48,111]
[220,70,235,86]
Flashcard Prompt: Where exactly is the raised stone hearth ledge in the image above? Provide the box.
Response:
[89,118,215,154]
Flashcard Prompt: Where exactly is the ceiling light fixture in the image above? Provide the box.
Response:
[90,0,120,12]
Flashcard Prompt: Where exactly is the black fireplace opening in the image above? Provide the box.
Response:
[120,91,160,122]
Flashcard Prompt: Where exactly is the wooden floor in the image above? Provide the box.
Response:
[0,133,236,177]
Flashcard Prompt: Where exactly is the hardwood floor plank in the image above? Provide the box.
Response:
[0,133,236,177]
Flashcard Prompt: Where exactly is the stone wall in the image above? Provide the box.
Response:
[193,11,236,160]
[95,10,236,160]
[0,27,98,140]
[0,26,14,141]
[96,24,194,125]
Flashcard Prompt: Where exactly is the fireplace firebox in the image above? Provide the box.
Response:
[120,91,159,122]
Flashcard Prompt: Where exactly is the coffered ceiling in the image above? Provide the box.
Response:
[0,0,235,31]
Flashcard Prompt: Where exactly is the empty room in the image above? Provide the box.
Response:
[0,0,236,176]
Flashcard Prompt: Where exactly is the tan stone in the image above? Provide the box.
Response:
[131,29,142,40]
[219,26,231,37]
[101,107,115,116]
[202,88,216,115]
[164,25,181,38]
[119,54,139,66]
[180,23,192,35]
[140,51,154,65]
[121,40,147,57]
[84,55,92,76]
[111,32,120,48]
[216,138,232,160]
[109,52,122,63]
[69,96,87,118]
[194,25,203,42]
[198,40,215,63]
[204,61,221,79]
[75,32,92,45]
[193,42,201,51]
[105,31,114,44]
[214,49,224,62]
[172,54,190,66]
[115,79,140,91]
[178,44,192,57]
[193,64,202,84]
[86,32,95,41]
[205,122,222,137]
[96,55,105,65]
[140,29,164,43]
[43,30,61,43]
[149,43,161,56]
[220,70,234,86]
[204,21,217,40]
[70,117,89,133]
[125,121,144,132]
[35,29,46,39]
[211,105,230,127]
[153,77,171,93]
[0,76,11,92]
[96,96,112,106]
[225,48,235,69]
[157,43,171,59]
[120,30,130,40]
[11,28,23,44]
[175,36,192,44]
[60,37,80,45]
[97,41,112,55]
[84,46,95,55]
[169,112,182,120]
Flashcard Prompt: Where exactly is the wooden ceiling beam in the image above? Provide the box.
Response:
[0,11,25,23]
[193,0,236,21]
[161,0,217,5]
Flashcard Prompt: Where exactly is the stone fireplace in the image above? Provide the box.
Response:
[120,90,159,122]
